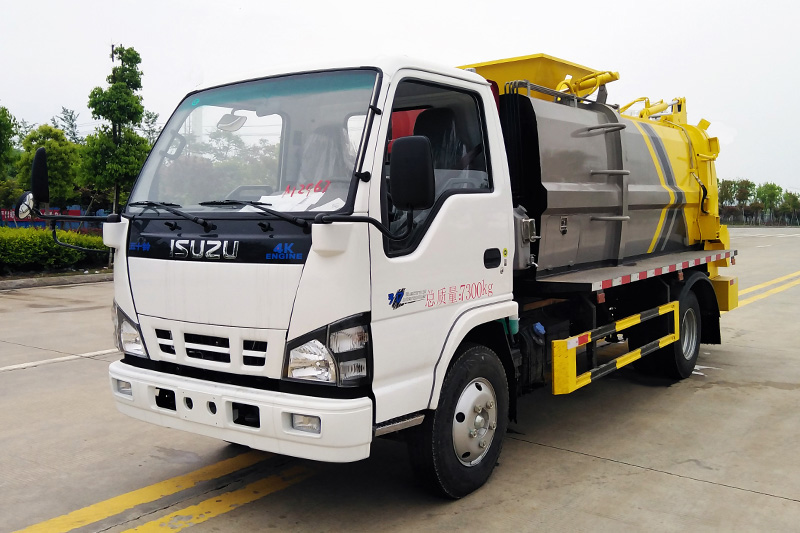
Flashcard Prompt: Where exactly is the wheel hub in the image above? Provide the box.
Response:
[452,378,498,466]
[681,306,698,360]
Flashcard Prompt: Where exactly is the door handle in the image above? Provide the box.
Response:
[484,248,502,269]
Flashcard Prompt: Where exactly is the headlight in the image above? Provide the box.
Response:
[284,314,371,387]
[113,302,149,358]
[287,339,337,383]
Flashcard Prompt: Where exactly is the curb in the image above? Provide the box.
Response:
[0,273,114,291]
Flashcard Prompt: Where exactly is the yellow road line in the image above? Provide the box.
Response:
[17,451,268,533]
[738,277,800,308]
[738,269,800,296]
[122,465,314,532]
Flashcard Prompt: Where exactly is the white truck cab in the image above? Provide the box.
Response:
[105,57,517,493]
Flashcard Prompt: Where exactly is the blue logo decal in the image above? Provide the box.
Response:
[129,241,151,252]
[266,242,303,260]
[388,288,405,309]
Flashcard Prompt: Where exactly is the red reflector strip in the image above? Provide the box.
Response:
[590,250,736,293]
[578,333,590,346]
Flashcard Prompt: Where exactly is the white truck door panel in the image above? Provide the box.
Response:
[368,74,514,423]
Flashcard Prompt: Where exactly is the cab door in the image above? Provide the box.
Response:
[367,72,513,423]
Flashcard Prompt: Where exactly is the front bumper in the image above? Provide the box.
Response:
[109,360,373,462]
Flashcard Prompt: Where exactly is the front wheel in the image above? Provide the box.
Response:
[407,343,509,499]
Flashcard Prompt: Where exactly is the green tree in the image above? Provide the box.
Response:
[51,107,83,144]
[719,179,736,207]
[0,106,18,165]
[140,110,160,146]
[735,179,755,206]
[14,119,36,148]
[755,182,783,211]
[779,191,800,225]
[82,126,149,209]
[16,124,81,206]
[0,108,22,208]
[84,45,149,213]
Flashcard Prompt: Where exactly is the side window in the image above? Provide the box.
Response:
[383,81,491,255]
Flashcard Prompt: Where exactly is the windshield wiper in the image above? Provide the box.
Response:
[128,201,216,233]
[198,200,310,229]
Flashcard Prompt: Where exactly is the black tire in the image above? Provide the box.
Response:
[407,343,509,499]
[666,290,702,379]
[631,290,701,379]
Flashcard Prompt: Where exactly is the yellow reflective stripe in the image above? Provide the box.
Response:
[659,301,679,316]
[659,333,678,348]
[18,451,268,533]
[632,120,674,253]
[122,465,313,532]
[616,349,642,368]
[615,314,641,332]
[575,372,592,389]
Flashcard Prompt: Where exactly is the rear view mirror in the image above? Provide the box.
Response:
[217,113,247,132]
[389,136,435,211]
[31,147,50,205]
[15,191,34,220]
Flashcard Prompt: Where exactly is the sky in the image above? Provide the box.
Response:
[1,0,798,192]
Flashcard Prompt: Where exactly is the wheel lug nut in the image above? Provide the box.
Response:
[469,429,478,438]
[479,440,487,449]
[489,422,497,430]
[474,404,482,413]
[486,401,495,409]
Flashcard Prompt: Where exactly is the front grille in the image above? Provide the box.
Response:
[150,327,267,368]
[242,340,267,367]
[155,329,176,355]
[184,333,231,363]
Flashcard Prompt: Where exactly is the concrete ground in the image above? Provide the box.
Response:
[1,227,799,532]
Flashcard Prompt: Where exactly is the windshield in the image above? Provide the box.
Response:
[129,69,378,214]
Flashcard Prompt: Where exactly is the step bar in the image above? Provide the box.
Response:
[552,301,680,394]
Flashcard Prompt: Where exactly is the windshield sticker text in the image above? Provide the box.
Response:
[284,180,331,197]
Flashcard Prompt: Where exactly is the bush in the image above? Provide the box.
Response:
[0,227,107,274]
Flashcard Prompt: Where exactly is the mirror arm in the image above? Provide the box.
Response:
[48,222,109,254]
[31,207,115,223]
[315,211,413,241]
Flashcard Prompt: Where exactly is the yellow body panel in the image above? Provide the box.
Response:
[460,54,600,100]
[711,275,739,312]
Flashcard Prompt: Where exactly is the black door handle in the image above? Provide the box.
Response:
[484,248,501,269]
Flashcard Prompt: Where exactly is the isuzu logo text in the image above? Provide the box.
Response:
[169,239,239,260]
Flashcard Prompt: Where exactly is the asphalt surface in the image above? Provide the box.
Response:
[1,226,799,532]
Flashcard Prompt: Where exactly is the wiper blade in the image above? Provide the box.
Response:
[198,200,309,229]
[128,201,216,233]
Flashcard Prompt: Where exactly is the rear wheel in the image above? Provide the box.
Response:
[407,343,509,499]
[668,290,701,378]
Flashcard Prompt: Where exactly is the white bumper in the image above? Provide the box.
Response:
[109,360,373,462]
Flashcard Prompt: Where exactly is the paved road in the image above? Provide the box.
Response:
[2,227,799,532]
